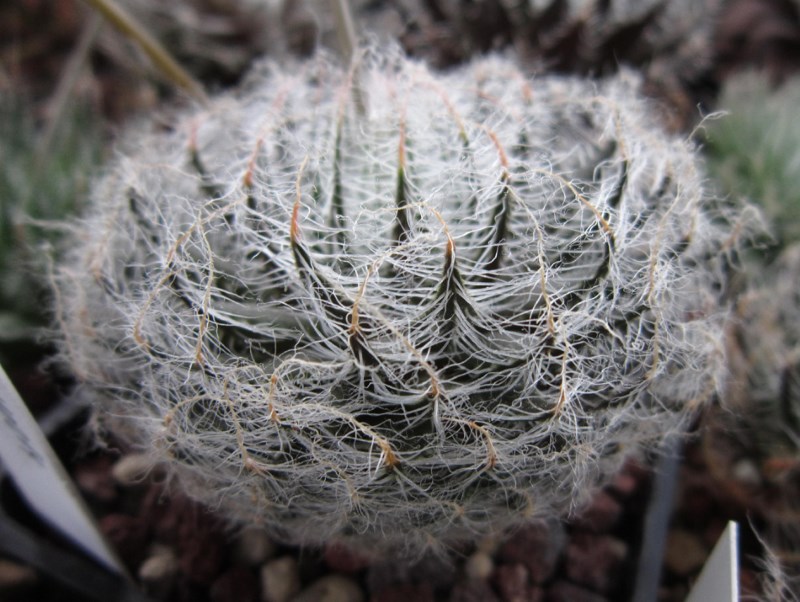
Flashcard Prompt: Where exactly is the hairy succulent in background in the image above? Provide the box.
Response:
[313,0,720,128]
[727,245,800,460]
[704,72,800,247]
[701,72,800,600]
[711,244,800,589]
[714,0,800,84]
[56,47,752,555]
[460,0,719,74]
[316,0,719,71]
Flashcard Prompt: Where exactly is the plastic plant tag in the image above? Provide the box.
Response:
[686,521,739,602]
[0,363,123,573]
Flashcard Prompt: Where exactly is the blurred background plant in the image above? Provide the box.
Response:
[306,0,722,130]
[0,90,104,378]
[704,72,800,249]
[703,240,800,593]
[698,69,800,594]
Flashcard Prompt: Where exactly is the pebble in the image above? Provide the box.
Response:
[571,490,623,533]
[547,581,607,602]
[609,469,640,498]
[323,542,371,573]
[291,574,364,602]
[564,533,627,593]
[138,544,179,583]
[664,529,708,576]
[617,459,651,488]
[74,455,117,502]
[732,458,761,487]
[210,567,260,602]
[475,535,501,555]
[464,551,494,581]
[234,527,277,566]
[176,513,225,587]
[492,563,531,602]
[100,513,149,568]
[111,453,153,486]
[498,520,566,584]
[449,578,500,602]
[371,583,435,602]
[261,556,301,602]
[678,474,716,528]
[0,559,37,590]
[367,554,456,595]
[137,544,179,599]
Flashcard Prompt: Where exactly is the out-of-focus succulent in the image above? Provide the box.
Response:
[713,243,800,592]
[701,72,800,599]
[705,72,800,247]
[55,47,752,555]
[318,0,721,130]
[714,0,800,84]
[309,0,723,131]
[727,244,800,461]
[468,0,718,73]
[315,0,719,72]
[0,93,102,349]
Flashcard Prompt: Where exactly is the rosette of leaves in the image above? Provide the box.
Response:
[55,47,752,555]
[704,72,800,248]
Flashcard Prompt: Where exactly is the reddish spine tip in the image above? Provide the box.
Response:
[290,201,301,242]
[398,132,406,168]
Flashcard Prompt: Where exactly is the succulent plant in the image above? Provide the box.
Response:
[56,47,752,555]
[711,243,800,592]
[700,73,800,598]
[318,0,718,69]
[309,0,723,131]
[329,0,720,110]
[0,92,102,349]
[704,72,800,247]
[485,0,719,73]
[724,243,800,465]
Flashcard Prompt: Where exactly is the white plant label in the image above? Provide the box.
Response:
[0,364,122,573]
[686,521,739,602]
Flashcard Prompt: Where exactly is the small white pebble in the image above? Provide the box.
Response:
[732,458,761,487]
[476,535,500,554]
[234,527,277,566]
[111,453,153,486]
[261,556,301,602]
[291,574,364,602]
[464,551,494,581]
[138,545,178,583]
